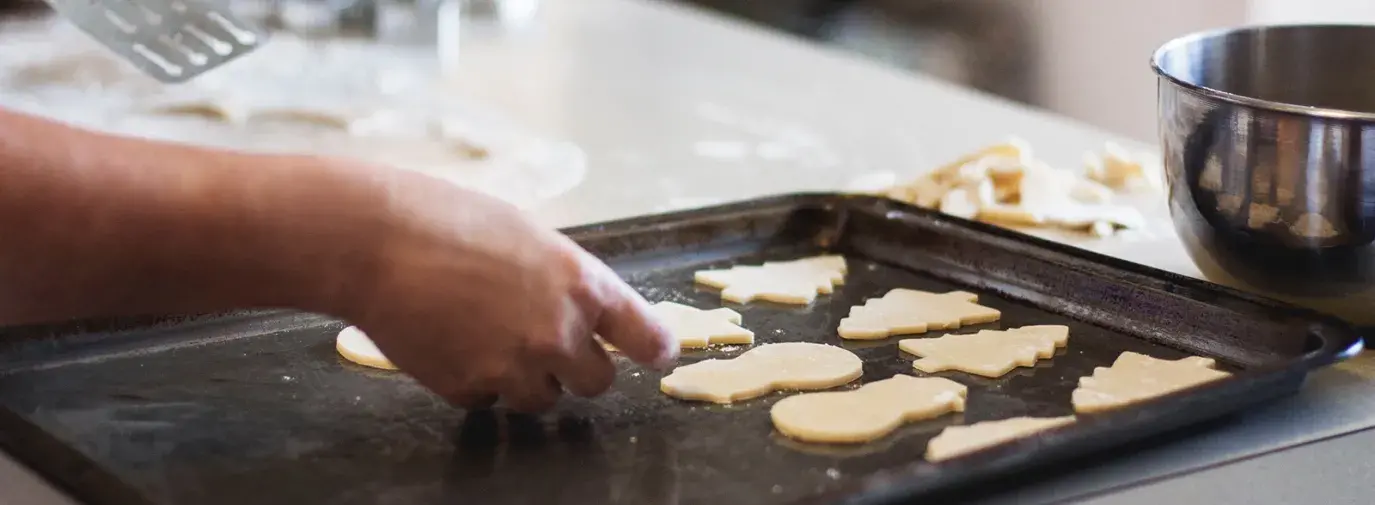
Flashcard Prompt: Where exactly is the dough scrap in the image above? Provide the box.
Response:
[978,161,1146,233]
[837,289,1001,340]
[883,138,1150,238]
[336,326,398,370]
[899,325,1069,378]
[1072,351,1231,413]
[248,108,354,130]
[647,301,754,348]
[693,255,847,305]
[145,100,247,124]
[1084,142,1161,192]
[660,343,863,404]
[770,375,967,444]
[925,416,1075,461]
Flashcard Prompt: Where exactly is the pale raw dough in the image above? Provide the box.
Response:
[335,326,398,371]
[925,416,1075,461]
[770,375,967,444]
[648,301,754,348]
[837,289,1001,340]
[660,343,863,404]
[1084,142,1161,192]
[978,161,1145,234]
[898,325,1069,378]
[883,138,1150,238]
[1072,351,1231,413]
[248,108,355,130]
[146,100,247,124]
[693,255,847,305]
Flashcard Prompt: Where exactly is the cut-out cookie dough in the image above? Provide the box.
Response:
[336,326,398,370]
[899,325,1069,378]
[838,289,1000,340]
[660,343,862,404]
[925,416,1075,461]
[693,255,847,305]
[628,302,754,349]
[1072,351,1231,413]
[770,375,967,444]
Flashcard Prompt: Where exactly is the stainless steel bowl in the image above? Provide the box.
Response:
[1154,24,1375,325]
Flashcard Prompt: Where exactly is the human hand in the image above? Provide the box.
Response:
[327,169,677,413]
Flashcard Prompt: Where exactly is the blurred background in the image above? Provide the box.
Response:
[673,0,1375,143]
[3,0,1375,142]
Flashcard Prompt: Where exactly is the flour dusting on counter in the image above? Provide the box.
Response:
[0,18,586,209]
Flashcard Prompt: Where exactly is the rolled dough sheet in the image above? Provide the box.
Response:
[898,325,1069,378]
[925,416,1076,462]
[838,289,1001,340]
[335,326,398,371]
[693,255,847,305]
[1072,351,1231,413]
[770,375,967,444]
[660,342,862,404]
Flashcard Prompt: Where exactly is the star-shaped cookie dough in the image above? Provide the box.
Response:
[651,301,754,348]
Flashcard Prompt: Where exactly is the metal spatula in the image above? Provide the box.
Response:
[42,0,267,83]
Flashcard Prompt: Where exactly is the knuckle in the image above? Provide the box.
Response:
[524,331,570,361]
[525,305,592,361]
[556,245,587,275]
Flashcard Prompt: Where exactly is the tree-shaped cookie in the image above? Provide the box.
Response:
[925,416,1075,461]
[693,255,847,304]
[898,325,1069,378]
[1072,351,1231,413]
[660,343,863,403]
[770,375,967,444]
[837,289,1001,340]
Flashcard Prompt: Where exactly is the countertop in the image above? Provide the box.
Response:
[5,0,1375,503]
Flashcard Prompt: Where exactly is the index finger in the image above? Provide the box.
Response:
[575,250,678,369]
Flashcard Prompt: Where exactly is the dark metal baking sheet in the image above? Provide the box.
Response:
[0,193,1360,505]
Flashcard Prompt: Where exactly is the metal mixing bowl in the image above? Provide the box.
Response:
[1154,24,1375,325]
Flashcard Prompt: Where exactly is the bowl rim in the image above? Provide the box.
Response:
[1151,23,1375,122]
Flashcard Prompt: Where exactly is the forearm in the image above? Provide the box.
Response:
[0,108,389,324]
